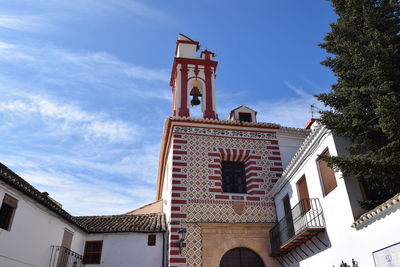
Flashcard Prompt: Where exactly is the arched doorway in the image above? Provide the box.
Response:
[219,247,265,267]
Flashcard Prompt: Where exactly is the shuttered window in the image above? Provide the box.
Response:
[297,176,311,213]
[317,148,337,196]
[148,234,156,246]
[83,241,103,264]
[0,194,18,231]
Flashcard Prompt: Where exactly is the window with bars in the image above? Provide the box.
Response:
[83,241,103,264]
[221,161,247,193]
[0,194,18,231]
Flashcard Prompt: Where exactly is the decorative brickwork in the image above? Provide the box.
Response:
[167,126,283,266]
[173,126,277,140]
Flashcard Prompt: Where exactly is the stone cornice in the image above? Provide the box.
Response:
[170,116,280,129]
[352,193,400,229]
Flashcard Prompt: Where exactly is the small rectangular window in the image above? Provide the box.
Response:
[83,241,103,264]
[317,148,337,196]
[238,112,252,122]
[0,194,18,231]
[221,161,247,193]
[148,234,156,246]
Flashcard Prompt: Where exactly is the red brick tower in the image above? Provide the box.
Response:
[156,34,308,267]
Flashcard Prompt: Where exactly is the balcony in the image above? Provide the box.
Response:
[49,246,84,267]
[270,198,325,257]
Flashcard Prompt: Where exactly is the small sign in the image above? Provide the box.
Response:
[373,241,400,267]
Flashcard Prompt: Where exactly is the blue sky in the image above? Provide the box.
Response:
[0,0,337,215]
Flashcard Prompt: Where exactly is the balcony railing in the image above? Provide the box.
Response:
[49,246,84,267]
[270,198,325,256]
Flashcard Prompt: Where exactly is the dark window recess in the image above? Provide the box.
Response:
[148,234,156,246]
[283,195,295,237]
[0,194,18,231]
[221,161,247,193]
[317,148,337,196]
[83,241,103,264]
[238,113,252,122]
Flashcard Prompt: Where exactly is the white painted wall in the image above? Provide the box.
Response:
[176,43,196,58]
[276,131,309,170]
[85,232,164,267]
[162,147,173,224]
[273,128,400,267]
[0,184,86,267]
[0,183,167,267]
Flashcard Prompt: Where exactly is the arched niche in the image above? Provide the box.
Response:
[188,78,205,117]
[219,247,266,267]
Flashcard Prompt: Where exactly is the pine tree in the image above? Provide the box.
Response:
[317,0,400,209]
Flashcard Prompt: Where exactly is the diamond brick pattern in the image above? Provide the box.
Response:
[168,126,283,266]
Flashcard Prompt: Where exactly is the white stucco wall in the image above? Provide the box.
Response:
[85,232,165,267]
[276,130,309,170]
[176,43,196,58]
[0,184,86,267]
[273,128,400,267]
[162,147,173,224]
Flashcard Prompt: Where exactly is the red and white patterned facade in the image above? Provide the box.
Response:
[156,35,309,267]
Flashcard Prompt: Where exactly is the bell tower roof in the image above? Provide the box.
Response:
[175,33,200,58]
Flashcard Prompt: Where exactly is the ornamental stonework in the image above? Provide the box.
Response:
[173,126,277,140]
[175,132,281,223]
[169,126,284,266]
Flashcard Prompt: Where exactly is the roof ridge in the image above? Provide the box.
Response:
[74,212,163,218]
[0,162,83,230]
[124,199,163,215]
[0,161,166,233]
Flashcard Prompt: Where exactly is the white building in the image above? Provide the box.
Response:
[1,34,399,267]
[0,163,166,267]
[269,120,400,267]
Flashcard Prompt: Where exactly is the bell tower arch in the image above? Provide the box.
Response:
[170,34,218,119]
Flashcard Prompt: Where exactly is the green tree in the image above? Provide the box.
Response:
[317,0,400,209]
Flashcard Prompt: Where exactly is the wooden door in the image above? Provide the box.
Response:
[219,247,265,267]
[297,176,311,212]
[58,229,73,267]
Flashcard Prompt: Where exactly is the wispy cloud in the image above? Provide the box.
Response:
[0,139,160,215]
[254,82,323,127]
[0,39,166,215]
[0,0,174,32]
[16,168,156,215]
[218,81,323,128]
[0,93,139,143]
[0,14,45,31]
[0,41,169,83]
[284,81,310,98]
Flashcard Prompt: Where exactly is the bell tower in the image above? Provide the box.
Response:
[170,34,218,119]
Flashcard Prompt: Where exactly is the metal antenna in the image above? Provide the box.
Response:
[311,104,315,118]
[310,104,323,118]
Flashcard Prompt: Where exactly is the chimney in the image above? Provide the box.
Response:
[304,118,318,130]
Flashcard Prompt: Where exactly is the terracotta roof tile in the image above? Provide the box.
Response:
[74,213,166,233]
[0,162,82,229]
[0,162,166,233]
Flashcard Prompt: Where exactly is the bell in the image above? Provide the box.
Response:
[189,87,202,106]
[191,95,201,106]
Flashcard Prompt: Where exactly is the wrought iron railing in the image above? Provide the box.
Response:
[270,198,325,254]
[49,246,83,267]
